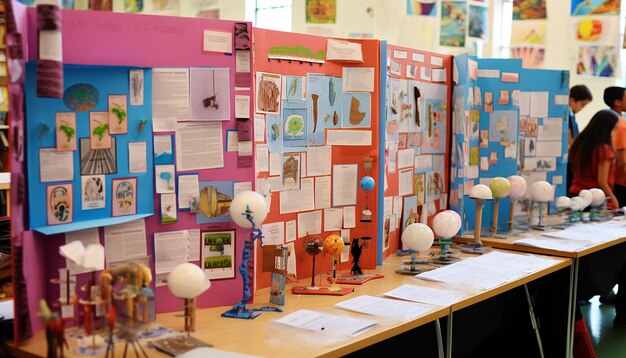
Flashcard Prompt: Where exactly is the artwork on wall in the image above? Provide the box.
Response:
[112,177,137,217]
[407,0,437,16]
[439,1,467,47]
[56,112,77,151]
[108,94,128,134]
[468,4,489,40]
[202,230,235,280]
[511,21,547,45]
[63,83,99,111]
[342,92,371,128]
[510,46,545,69]
[281,153,301,190]
[80,137,118,175]
[576,46,618,78]
[189,68,231,121]
[47,184,73,225]
[256,72,282,115]
[89,111,112,149]
[305,0,337,24]
[196,181,233,224]
[570,0,620,15]
[81,175,106,210]
[513,0,547,20]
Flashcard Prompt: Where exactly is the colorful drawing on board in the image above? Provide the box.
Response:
[324,76,342,128]
[234,22,251,50]
[469,109,480,139]
[108,94,128,134]
[402,195,419,234]
[196,181,233,224]
[526,117,538,137]
[407,82,422,133]
[575,18,602,42]
[511,21,547,45]
[489,110,518,147]
[112,178,137,217]
[189,68,231,121]
[388,78,409,136]
[469,146,479,166]
[202,231,235,280]
[510,46,545,68]
[408,132,422,149]
[498,90,510,105]
[266,114,283,153]
[342,92,371,128]
[152,0,179,11]
[80,138,117,175]
[306,0,336,24]
[306,73,326,145]
[398,133,408,149]
[267,45,325,63]
[129,69,144,106]
[63,83,99,111]
[513,0,547,19]
[281,153,301,191]
[89,111,111,150]
[571,0,619,15]
[468,5,488,39]
[47,184,73,225]
[155,164,176,194]
[383,216,391,251]
[256,72,282,114]
[124,0,144,12]
[89,0,113,10]
[439,1,466,47]
[484,92,493,112]
[153,134,174,165]
[283,107,308,147]
[576,46,617,78]
[422,98,447,153]
[56,112,76,151]
[406,0,437,16]
[160,193,177,224]
[427,170,444,201]
[81,175,106,210]
[285,76,305,102]
[414,172,426,205]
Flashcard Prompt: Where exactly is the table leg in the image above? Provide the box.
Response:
[445,313,453,358]
[566,258,579,358]
[524,283,544,358]
[435,318,444,358]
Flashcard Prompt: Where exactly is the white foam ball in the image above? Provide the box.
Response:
[401,223,434,252]
[167,263,211,299]
[229,191,269,228]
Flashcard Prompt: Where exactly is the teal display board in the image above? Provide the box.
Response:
[25,64,154,234]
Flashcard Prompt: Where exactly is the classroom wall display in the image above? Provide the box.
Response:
[380,43,453,259]
[252,28,382,289]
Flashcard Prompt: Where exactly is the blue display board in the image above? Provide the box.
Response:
[25,64,154,234]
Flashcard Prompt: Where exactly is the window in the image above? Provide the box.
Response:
[254,0,293,32]
[493,0,513,58]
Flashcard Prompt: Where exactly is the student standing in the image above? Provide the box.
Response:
[566,85,593,195]
[605,86,626,207]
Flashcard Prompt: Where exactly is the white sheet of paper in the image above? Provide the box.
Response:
[280,177,315,213]
[234,95,250,119]
[343,206,356,228]
[519,91,530,116]
[262,222,285,245]
[335,295,436,322]
[432,69,447,82]
[415,155,433,170]
[40,148,74,182]
[536,140,562,157]
[254,114,265,142]
[65,228,100,274]
[269,153,281,176]
[153,68,190,132]
[398,168,413,196]
[327,130,372,146]
[342,67,375,92]
[384,197,393,218]
[186,229,200,261]
[298,210,322,238]
[236,50,251,73]
[203,30,233,53]
[307,146,332,176]
[275,309,378,337]
[255,143,269,172]
[530,91,549,118]
[333,164,357,206]
[176,121,223,170]
[384,284,469,307]
[154,230,190,274]
[238,141,253,156]
[537,117,563,141]
[326,38,363,62]
[300,152,307,177]
[226,131,239,152]
[412,53,425,62]
[103,219,147,266]
[178,174,199,210]
[39,30,62,61]
[324,208,343,231]
[554,94,568,105]
[315,176,332,209]
[128,142,147,173]
[397,149,415,169]
[286,220,297,243]
[233,181,252,197]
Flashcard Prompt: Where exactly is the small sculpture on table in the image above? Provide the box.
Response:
[304,236,324,290]
[460,184,492,254]
[40,299,68,358]
[555,196,573,229]
[530,181,553,230]
[579,189,594,222]
[335,236,384,285]
[489,177,511,238]
[396,223,435,275]
[570,196,586,223]
[431,210,462,265]
[506,175,528,234]
[589,188,607,221]
[350,238,364,276]
[323,234,345,291]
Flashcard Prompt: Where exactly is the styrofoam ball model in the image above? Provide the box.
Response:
[167,263,211,299]
[507,175,527,199]
[323,234,345,257]
[570,196,586,211]
[556,196,572,209]
[489,177,511,199]
[469,184,493,200]
[589,188,606,207]
[432,210,462,238]
[229,190,269,228]
[401,223,434,253]
[530,181,553,202]
[579,189,593,207]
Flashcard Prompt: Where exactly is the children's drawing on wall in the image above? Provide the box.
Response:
[47,184,73,225]
[468,4,488,40]
[408,82,422,133]
[422,98,447,153]
[406,64,418,79]
[414,172,426,205]
[473,87,482,106]
[469,146,479,166]
[56,112,77,151]
[387,78,408,136]
[112,177,137,217]
[439,0,467,47]
[511,46,545,69]
[576,46,617,78]
[511,21,547,45]
[285,75,305,102]
[155,164,176,194]
[390,60,402,76]
[407,0,437,16]
[281,153,301,190]
[402,195,419,231]
[63,83,99,111]
[89,111,112,149]
[519,115,528,134]
[524,157,556,172]
[202,231,235,280]
[306,74,326,145]
[408,132,422,149]
[524,136,537,156]
[108,94,128,134]
[81,175,105,210]
[154,134,174,165]
[526,117,538,136]
[342,92,371,128]
[266,114,283,153]
[160,193,177,224]
[256,72,282,114]
[427,170,444,201]
[383,216,391,250]
[469,109,480,139]
[129,69,144,106]
[80,138,117,175]
[324,76,342,128]
[196,181,233,224]
[489,152,498,166]
[570,0,620,15]
[484,92,493,112]
[306,0,337,24]
[498,89,510,105]
[189,68,231,120]
[283,107,307,147]
[479,130,489,148]
[398,133,408,149]
[489,110,518,149]
[513,0,548,19]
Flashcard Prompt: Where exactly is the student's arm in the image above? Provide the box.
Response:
[598,159,619,209]
[568,131,573,148]
[617,149,626,176]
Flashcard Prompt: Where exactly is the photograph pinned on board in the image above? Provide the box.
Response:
[47,184,73,226]
[498,89,510,105]
[281,152,301,191]
[526,117,539,137]
[196,181,233,224]
[80,137,117,176]
[112,177,137,217]
[81,175,106,210]
[189,68,231,120]
[426,170,444,202]
[56,112,77,151]
[202,230,235,280]
[108,94,128,134]
[256,72,282,114]
[89,111,112,150]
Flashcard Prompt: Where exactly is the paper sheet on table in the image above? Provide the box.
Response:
[513,238,591,252]
[40,148,73,182]
[178,174,199,210]
[342,67,375,92]
[103,219,147,266]
[529,91,549,118]
[274,309,378,337]
[384,284,469,307]
[298,210,322,238]
[153,68,190,132]
[261,222,285,245]
[175,122,223,170]
[326,39,363,62]
[315,176,331,210]
[541,221,626,243]
[307,146,332,176]
[335,295,436,322]
[128,142,147,173]
[333,164,357,206]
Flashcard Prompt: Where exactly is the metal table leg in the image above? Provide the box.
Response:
[435,318,444,358]
[446,312,453,358]
[524,283,545,358]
